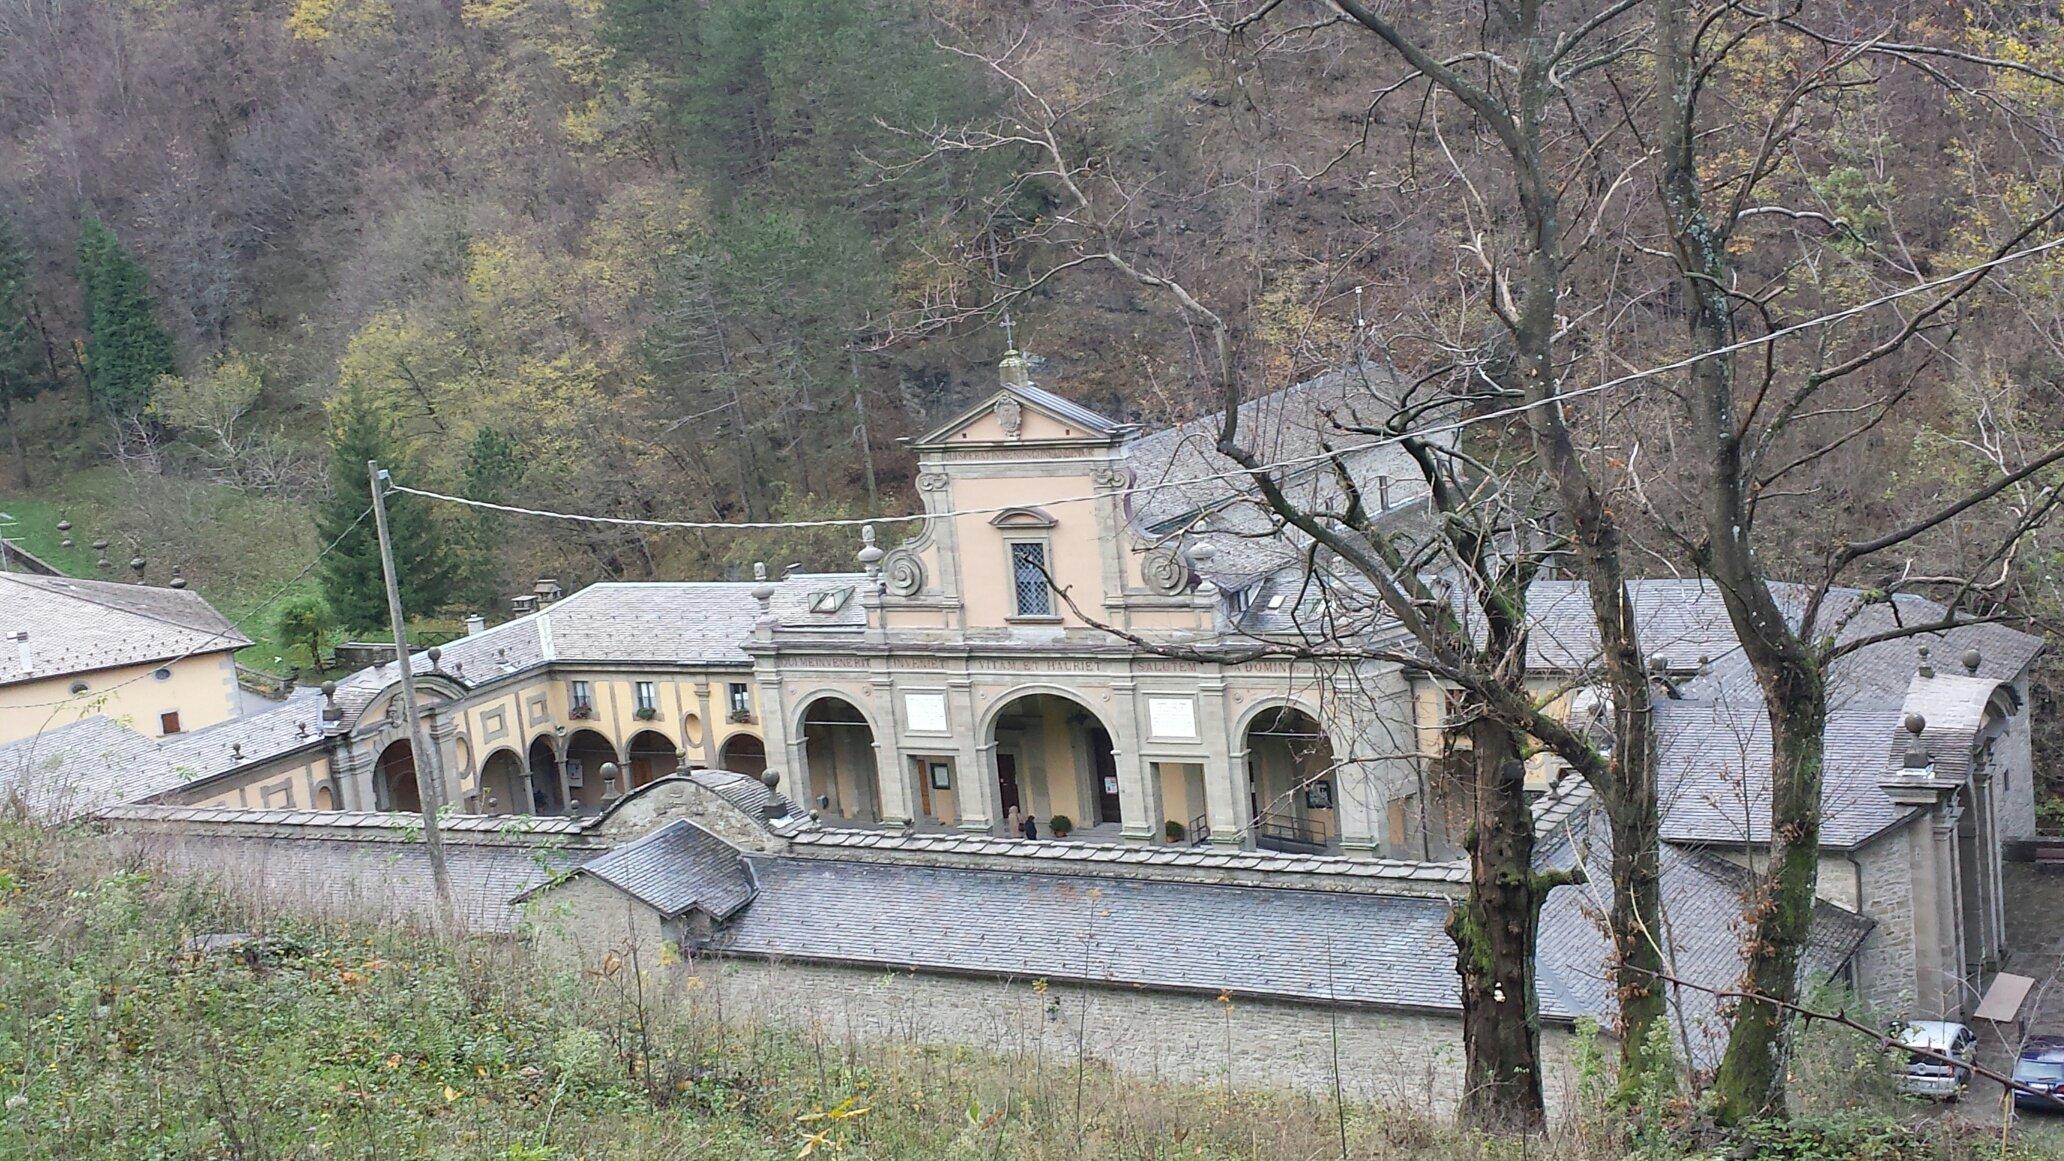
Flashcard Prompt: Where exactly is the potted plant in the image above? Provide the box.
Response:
[1048,814,1074,839]
[633,706,658,721]
[568,703,595,720]
[1164,819,1186,844]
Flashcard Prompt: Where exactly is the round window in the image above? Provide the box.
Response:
[68,680,89,694]
[153,667,172,681]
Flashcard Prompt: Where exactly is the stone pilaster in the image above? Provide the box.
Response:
[1109,679,1161,841]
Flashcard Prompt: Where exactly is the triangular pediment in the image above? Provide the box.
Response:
[914,382,1130,448]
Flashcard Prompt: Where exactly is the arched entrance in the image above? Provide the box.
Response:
[1244,706,1338,853]
[987,692,1120,836]
[479,748,527,815]
[718,732,766,776]
[626,730,678,789]
[375,739,420,814]
[564,728,618,811]
[527,735,563,814]
[799,696,880,824]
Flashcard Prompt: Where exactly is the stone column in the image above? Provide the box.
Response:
[1109,678,1162,841]
[1195,676,1240,847]
[1329,676,1384,857]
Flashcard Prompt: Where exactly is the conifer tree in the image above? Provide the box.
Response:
[319,384,455,631]
[0,210,52,487]
[76,215,173,417]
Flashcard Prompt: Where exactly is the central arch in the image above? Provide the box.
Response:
[985,689,1120,836]
[797,695,881,824]
[1242,704,1339,853]
[375,739,420,814]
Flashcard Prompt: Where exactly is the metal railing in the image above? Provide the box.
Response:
[1253,808,1329,854]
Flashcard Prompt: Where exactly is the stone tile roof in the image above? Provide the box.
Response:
[1512,579,2044,850]
[0,689,336,820]
[1123,365,1432,537]
[0,573,251,685]
[788,827,1469,886]
[0,715,179,820]
[99,801,594,838]
[720,856,1468,1013]
[1537,806,1872,1067]
[570,818,754,920]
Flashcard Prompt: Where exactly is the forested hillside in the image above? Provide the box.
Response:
[3,0,2064,728]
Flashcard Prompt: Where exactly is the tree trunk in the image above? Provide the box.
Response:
[1447,710,1555,1131]
[1655,0,1829,1118]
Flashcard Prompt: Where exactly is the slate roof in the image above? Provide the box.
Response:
[0,715,180,820]
[720,856,1468,1012]
[0,573,251,685]
[571,819,754,920]
[1536,807,1873,1067]
[1497,579,2044,850]
[699,830,1866,1054]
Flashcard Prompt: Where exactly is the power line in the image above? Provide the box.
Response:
[391,230,2064,533]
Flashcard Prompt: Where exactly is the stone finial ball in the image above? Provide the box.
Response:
[321,680,337,696]
[1962,648,1982,673]
[1904,712,1927,736]
[761,769,780,791]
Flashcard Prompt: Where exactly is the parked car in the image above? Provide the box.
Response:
[1892,1020,1976,1099]
[2014,1036,2064,1111]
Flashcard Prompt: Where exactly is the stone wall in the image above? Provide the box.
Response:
[673,957,1583,1117]
[1852,828,1917,1016]
[104,814,597,932]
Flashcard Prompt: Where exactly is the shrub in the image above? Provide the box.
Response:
[1048,813,1074,836]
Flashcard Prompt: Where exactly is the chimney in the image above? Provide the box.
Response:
[532,578,564,606]
[12,630,29,672]
[465,614,486,636]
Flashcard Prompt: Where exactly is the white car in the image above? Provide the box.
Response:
[1892,1020,1976,1099]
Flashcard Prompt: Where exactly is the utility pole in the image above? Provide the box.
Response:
[368,460,458,934]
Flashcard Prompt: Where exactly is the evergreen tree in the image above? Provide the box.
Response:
[319,384,455,631]
[457,425,524,613]
[76,215,173,417]
[0,210,52,487]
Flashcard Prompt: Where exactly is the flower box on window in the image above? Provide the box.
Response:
[569,704,595,720]
[633,706,658,721]
[727,708,755,724]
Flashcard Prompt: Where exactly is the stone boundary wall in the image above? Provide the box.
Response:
[680,957,1582,1117]
[101,814,599,933]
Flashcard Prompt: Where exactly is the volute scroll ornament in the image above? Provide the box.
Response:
[1091,467,1131,491]
[916,472,951,492]
[1141,547,1191,596]
[882,549,926,597]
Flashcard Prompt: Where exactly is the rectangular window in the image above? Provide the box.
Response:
[159,711,182,735]
[1010,541,1053,617]
[569,680,592,709]
[635,681,658,712]
[728,683,751,717]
